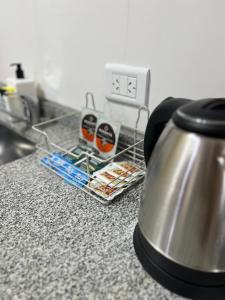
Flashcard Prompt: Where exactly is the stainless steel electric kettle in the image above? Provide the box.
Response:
[134,97,225,300]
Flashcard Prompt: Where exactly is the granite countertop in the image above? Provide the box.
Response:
[0,101,186,300]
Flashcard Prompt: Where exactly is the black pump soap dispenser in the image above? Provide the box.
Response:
[6,62,39,107]
[10,63,25,79]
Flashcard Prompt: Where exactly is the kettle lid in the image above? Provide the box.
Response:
[173,98,225,138]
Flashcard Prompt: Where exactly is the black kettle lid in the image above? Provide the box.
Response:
[173,98,225,138]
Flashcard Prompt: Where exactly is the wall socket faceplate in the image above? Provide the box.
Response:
[105,63,150,108]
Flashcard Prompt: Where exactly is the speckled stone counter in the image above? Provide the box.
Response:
[0,101,187,300]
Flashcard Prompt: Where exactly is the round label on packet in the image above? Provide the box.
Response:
[81,114,97,142]
[96,123,116,153]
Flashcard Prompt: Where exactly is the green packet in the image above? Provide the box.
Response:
[62,145,93,164]
[55,145,106,174]
[78,155,107,174]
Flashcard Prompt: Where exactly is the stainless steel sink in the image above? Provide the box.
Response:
[0,124,36,165]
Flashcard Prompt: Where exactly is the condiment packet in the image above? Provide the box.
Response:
[116,161,145,177]
[79,108,99,146]
[47,146,88,165]
[40,155,76,183]
[89,179,124,201]
[70,145,86,158]
[78,155,107,174]
[105,163,132,179]
[94,117,121,159]
[96,171,128,188]
[55,145,95,166]
[41,156,82,187]
[67,144,94,163]
[40,153,89,187]
[51,154,89,186]
[40,155,59,172]
[71,144,93,155]
[55,151,79,164]
[93,162,132,188]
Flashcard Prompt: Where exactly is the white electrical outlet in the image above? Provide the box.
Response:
[127,76,137,98]
[112,74,120,94]
[105,63,150,107]
[119,75,127,96]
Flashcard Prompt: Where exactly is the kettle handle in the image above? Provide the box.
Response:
[144,97,192,165]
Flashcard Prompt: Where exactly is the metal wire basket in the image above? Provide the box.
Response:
[32,94,149,205]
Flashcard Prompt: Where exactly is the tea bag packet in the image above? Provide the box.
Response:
[79,107,99,146]
[94,117,121,159]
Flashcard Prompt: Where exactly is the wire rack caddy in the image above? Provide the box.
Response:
[32,94,150,205]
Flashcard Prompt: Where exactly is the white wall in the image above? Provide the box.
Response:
[1,0,225,130]
[0,0,36,81]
